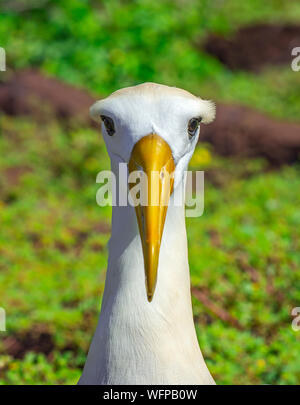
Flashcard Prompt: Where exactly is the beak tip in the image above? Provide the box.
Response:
[147,293,154,302]
[146,273,157,303]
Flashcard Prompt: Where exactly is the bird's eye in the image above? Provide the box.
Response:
[188,117,202,139]
[100,115,115,136]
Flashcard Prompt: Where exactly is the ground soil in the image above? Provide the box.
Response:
[0,70,96,126]
[203,24,300,72]
[200,103,300,165]
[1,70,300,165]
[3,327,54,359]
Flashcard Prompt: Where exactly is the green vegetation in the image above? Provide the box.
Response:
[1,0,300,119]
[0,0,299,385]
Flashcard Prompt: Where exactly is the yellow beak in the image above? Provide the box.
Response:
[128,134,175,302]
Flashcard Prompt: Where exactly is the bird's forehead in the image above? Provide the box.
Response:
[93,83,202,121]
[108,82,198,100]
[90,82,216,127]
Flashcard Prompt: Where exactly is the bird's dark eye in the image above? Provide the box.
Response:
[100,115,115,136]
[188,117,202,139]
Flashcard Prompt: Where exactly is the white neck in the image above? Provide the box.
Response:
[79,169,215,385]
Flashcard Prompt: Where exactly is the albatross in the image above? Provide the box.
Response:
[79,83,216,385]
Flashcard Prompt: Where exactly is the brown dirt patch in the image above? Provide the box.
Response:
[200,103,300,165]
[3,327,55,359]
[203,24,300,72]
[1,70,300,165]
[3,166,32,187]
[93,221,110,234]
[0,70,96,126]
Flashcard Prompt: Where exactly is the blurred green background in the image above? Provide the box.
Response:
[0,0,300,384]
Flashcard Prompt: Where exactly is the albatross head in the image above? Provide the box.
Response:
[90,83,215,302]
